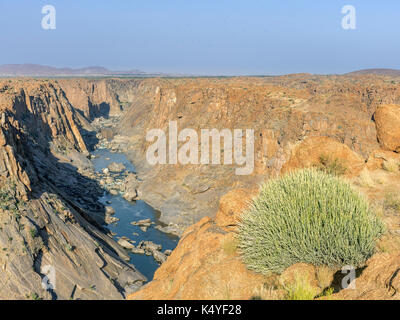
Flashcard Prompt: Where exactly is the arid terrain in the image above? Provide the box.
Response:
[0,74,400,300]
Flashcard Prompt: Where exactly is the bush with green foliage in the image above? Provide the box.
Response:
[283,276,318,300]
[316,154,347,176]
[238,169,385,274]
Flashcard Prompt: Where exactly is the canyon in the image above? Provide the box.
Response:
[1,74,400,299]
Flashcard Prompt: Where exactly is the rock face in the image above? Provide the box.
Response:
[375,104,400,152]
[57,79,140,120]
[0,80,145,300]
[282,136,366,177]
[366,149,400,170]
[331,253,400,300]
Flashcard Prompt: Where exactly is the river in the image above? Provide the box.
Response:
[91,148,179,281]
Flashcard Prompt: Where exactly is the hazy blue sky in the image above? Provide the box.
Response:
[0,1,399,75]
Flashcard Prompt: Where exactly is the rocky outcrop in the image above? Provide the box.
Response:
[366,149,400,170]
[330,253,400,300]
[57,79,141,120]
[282,136,365,177]
[375,104,400,152]
[0,80,145,300]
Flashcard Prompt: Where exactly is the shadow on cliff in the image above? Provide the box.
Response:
[74,102,111,121]
[10,96,108,231]
[85,102,111,121]
[2,91,148,299]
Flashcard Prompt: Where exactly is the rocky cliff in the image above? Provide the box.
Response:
[0,79,145,300]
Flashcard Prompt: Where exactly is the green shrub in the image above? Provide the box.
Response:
[238,169,385,274]
[316,154,347,176]
[30,228,38,239]
[65,243,74,251]
[282,276,318,300]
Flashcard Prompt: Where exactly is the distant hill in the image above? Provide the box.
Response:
[347,68,400,76]
[0,64,148,77]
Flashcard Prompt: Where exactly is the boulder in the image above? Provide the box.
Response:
[366,149,400,170]
[105,206,115,215]
[139,241,162,252]
[131,219,152,227]
[110,189,119,196]
[375,104,400,152]
[118,238,135,250]
[107,162,126,173]
[123,189,138,201]
[215,188,257,230]
[331,253,400,300]
[282,136,365,177]
[131,247,146,255]
[124,173,140,191]
[105,215,119,224]
[101,128,114,141]
[154,224,182,236]
[153,250,167,264]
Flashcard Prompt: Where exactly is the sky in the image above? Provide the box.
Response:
[0,0,399,75]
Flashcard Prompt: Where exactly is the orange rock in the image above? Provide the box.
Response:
[214,188,257,230]
[332,253,400,300]
[366,149,400,170]
[282,136,365,177]
[375,104,400,152]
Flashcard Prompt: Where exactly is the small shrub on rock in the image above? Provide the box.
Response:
[238,169,385,274]
[316,154,347,176]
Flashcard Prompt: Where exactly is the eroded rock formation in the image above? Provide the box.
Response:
[0,80,145,300]
[375,104,400,152]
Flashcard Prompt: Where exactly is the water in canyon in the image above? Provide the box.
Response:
[91,148,179,281]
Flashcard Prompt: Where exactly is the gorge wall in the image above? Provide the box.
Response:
[1,74,400,299]
[108,74,400,231]
[0,79,145,300]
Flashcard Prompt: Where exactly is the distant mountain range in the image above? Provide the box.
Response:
[347,68,400,76]
[2,64,400,78]
[0,64,151,77]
